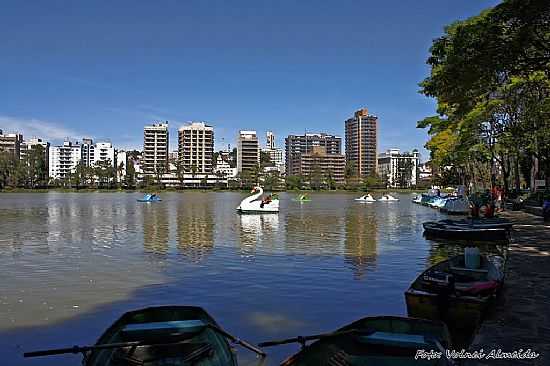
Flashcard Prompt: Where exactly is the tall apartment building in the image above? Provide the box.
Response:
[143,122,169,175]
[178,122,214,173]
[285,133,341,176]
[237,131,259,173]
[0,129,23,158]
[377,149,420,188]
[49,141,82,180]
[115,150,127,182]
[94,142,115,166]
[20,138,50,176]
[81,138,95,166]
[345,108,378,178]
[266,131,275,150]
[294,146,345,185]
[262,131,285,174]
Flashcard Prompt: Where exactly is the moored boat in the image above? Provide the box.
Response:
[24,306,264,365]
[423,219,511,241]
[440,197,470,215]
[260,316,453,365]
[405,254,504,331]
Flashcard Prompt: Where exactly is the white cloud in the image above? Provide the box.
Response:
[0,115,84,143]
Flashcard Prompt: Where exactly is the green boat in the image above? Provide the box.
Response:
[260,316,453,366]
[292,194,311,202]
[25,306,265,365]
[405,255,504,332]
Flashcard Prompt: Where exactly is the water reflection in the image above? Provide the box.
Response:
[142,203,169,255]
[344,205,377,279]
[176,198,215,263]
[0,192,460,365]
[238,214,280,258]
[284,205,344,256]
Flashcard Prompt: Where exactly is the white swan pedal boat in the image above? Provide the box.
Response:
[236,186,279,214]
[355,194,376,202]
[378,194,399,202]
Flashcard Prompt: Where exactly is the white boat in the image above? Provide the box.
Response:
[236,186,279,214]
[412,194,422,204]
[442,197,470,215]
[355,194,376,202]
[378,194,399,202]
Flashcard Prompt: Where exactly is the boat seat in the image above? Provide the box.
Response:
[121,320,206,341]
[450,266,488,274]
[359,332,429,349]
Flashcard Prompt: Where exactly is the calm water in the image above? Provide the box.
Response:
[0,192,467,365]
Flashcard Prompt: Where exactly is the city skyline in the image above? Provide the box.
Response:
[0,0,499,157]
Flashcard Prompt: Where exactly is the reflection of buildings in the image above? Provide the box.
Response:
[238,214,279,257]
[344,207,378,279]
[176,200,214,263]
[142,204,169,255]
[284,210,343,255]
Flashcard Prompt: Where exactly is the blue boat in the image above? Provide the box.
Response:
[137,194,162,202]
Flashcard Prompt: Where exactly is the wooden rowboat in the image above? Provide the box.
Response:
[260,316,453,366]
[405,255,504,332]
[25,306,265,365]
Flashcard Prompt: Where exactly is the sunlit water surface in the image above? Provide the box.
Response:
[0,192,477,365]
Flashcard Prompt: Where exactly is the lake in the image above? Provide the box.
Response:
[0,191,462,365]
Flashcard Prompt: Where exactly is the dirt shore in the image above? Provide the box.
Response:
[467,211,550,365]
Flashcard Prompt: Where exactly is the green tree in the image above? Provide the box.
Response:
[126,160,136,188]
[418,0,550,193]
[285,175,303,190]
[260,150,273,168]
[309,163,323,190]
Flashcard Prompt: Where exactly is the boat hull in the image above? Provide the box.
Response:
[405,290,488,331]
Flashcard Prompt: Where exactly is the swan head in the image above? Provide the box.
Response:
[251,186,262,193]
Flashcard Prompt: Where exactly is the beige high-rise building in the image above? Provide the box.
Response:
[143,122,169,175]
[0,129,23,158]
[345,108,378,178]
[295,146,345,185]
[237,130,259,173]
[178,122,214,173]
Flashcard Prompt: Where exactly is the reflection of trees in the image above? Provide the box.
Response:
[238,214,279,257]
[344,206,377,279]
[142,204,169,255]
[176,200,214,263]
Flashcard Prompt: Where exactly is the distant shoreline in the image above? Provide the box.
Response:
[0,188,427,194]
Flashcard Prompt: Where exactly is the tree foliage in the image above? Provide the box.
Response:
[418,0,550,192]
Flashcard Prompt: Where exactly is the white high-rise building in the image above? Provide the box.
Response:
[262,131,285,174]
[49,141,82,181]
[178,122,214,173]
[92,141,115,166]
[20,138,50,176]
[377,148,420,188]
[143,122,169,175]
[115,150,127,182]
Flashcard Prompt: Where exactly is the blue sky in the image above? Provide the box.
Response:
[0,0,499,159]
